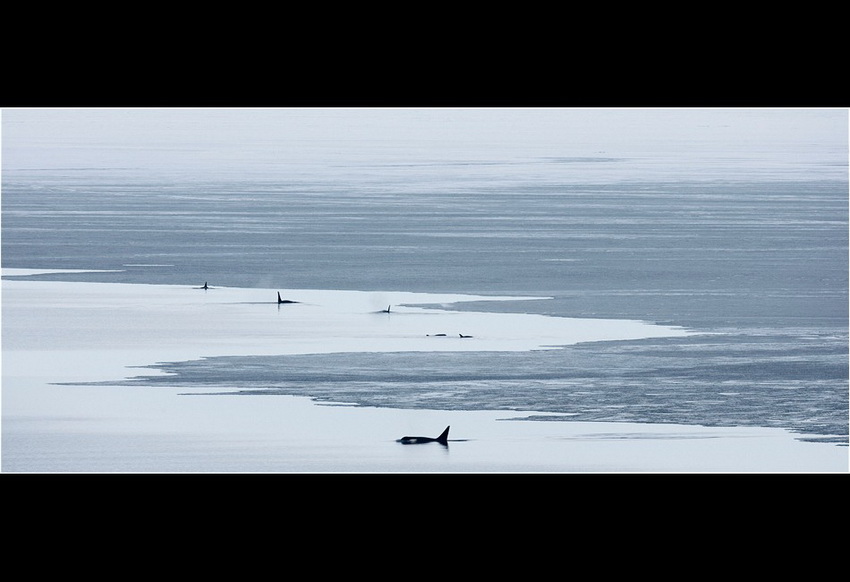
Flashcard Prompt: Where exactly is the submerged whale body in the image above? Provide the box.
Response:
[398,426,450,445]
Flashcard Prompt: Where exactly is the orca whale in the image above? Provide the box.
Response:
[459,334,473,338]
[194,282,211,290]
[381,305,391,313]
[398,426,450,445]
[277,292,297,304]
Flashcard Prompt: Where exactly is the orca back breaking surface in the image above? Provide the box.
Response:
[277,292,297,304]
[398,426,450,445]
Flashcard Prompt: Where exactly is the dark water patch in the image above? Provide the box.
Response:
[4,179,846,331]
[79,327,848,444]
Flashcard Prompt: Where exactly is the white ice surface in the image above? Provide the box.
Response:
[2,271,847,473]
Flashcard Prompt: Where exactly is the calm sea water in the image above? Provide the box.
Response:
[2,108,847,443]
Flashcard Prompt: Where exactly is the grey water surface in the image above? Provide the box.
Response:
[3,108,847,445]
